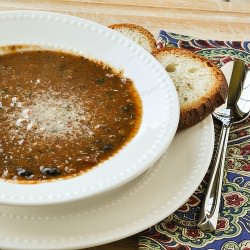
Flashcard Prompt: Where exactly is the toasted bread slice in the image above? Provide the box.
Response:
[153,47,228,129]
[108,23,157,53]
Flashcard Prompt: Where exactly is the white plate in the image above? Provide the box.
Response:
[0,11,179,205]
[0,115,214,250]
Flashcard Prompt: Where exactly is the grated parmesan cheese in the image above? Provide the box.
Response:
[13,91,91,139]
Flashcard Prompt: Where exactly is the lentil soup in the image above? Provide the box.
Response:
[0,50,142,183]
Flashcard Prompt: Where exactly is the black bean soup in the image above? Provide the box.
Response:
[0,49,142,183]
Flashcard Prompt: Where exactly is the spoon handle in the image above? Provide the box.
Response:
[197,123,230,232]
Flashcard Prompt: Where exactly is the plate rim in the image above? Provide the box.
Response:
[0,115,214,249]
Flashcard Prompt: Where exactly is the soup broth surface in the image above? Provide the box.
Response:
[0,50,142,183]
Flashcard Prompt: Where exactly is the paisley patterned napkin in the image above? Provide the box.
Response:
[138,30,250,250]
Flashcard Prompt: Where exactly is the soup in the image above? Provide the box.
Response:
[0,49,142,183]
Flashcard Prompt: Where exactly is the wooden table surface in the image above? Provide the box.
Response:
[0,0,249,249]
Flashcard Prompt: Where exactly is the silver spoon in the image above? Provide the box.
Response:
[197,59,250,232]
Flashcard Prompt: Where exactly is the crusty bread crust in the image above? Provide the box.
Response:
[153,47,228,129]
[108,23,157,53]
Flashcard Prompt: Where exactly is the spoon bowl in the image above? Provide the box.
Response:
[214,60,250,125]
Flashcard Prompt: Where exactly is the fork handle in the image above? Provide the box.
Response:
[197,123,231,232]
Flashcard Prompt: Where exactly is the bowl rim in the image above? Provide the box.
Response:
[0,10,179,206]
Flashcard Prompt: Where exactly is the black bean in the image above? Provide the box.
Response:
[17,168,33,178]
[40,166,61,176]
[95,78,105,85]
[102,144,113,151]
